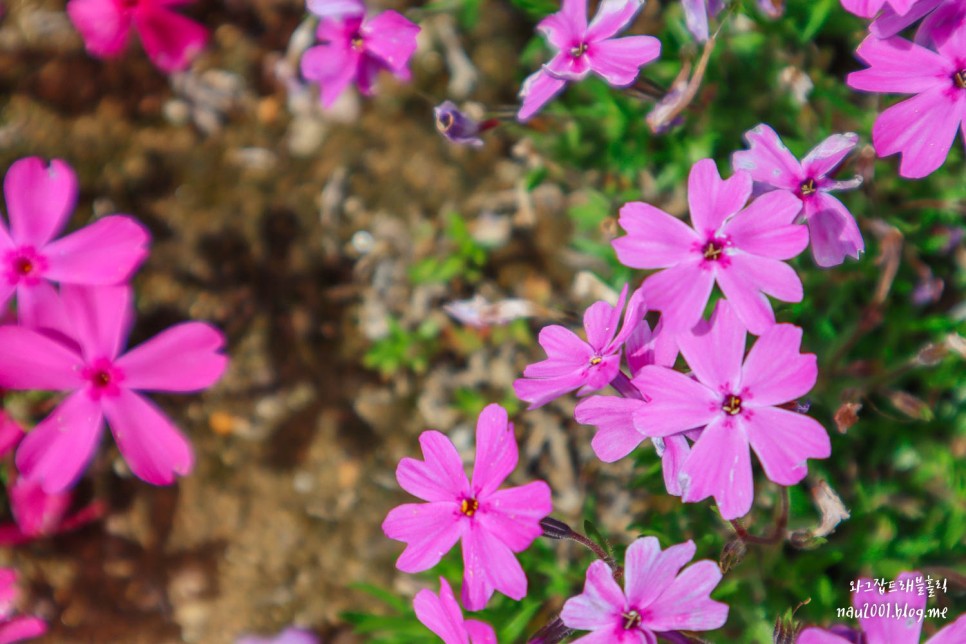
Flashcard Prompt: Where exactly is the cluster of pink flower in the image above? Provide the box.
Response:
[0,158,227,640]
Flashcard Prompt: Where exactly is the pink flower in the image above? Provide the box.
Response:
[681,0,725,42]
[631,300,830,519]
[0,158,148,326]
[414,578,497,644]
[300,10,420,109]
[798,571,966,644]
[66,0,208,73]
[561,537,728,642]
[846,19,966,179]
[0,474,104,547]
[732,124,865,267]
[840,0,917,18]
[235,627,319,644]
[382,404,552,610]
[518,0,661,120]
[0,284,228,493]
[613,159,808,335]
[0,569,46,643]
[869,0,950,40]
[513,285,644,409]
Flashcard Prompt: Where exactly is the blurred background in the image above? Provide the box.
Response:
[0,0,963,642]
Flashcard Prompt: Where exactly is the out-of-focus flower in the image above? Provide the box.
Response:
[846,18,966,178]
[66,0,208,73]
[732,124,864,267]
[235,627,319,644]
[0,475,104,547]
[798,571,966,643]
[840,0,917,18]
[561,537,728,641]
[513,285,644,409]
[518,0,660,120]
[300,10,419,108]
[414,578,497,644]
[757,0,785,18]
[433,101,494,147]
[0,569,46,643]
[0,415,24,459]
[0,285,228,493]
[0,158,149,327]
[382,404,552,610]
[613,159,808,335]
[306,0,364,19]
[681,0,724,42]
[632,300,830,520]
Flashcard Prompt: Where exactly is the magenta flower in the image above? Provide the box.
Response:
[414,578,497,644]
[732,124,865,267]
[0,284,228,493]
[870,0,948,40]
[631,300,830,519]
[846,19,966,179]
[561,537,728,642]
[235,627,319,644]
[681,0,725,42]
[840,0,917,18]
[0,158,148,326]
[613,159,808,335]
[300,10,420,109]
[0,569,46,643]
[518,0,661,120]
[798,571,966,644]
[513,285,644,409]
[382,404,552,610]
[66,0,208,73]
[0,475,104,547]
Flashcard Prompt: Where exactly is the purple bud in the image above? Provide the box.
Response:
[433,101,486,147]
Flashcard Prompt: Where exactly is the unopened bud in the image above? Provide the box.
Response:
[540,517,573,540]
[719,538,747,574]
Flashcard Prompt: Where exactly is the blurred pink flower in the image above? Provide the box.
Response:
[66,0,208,73]
[561,537,728,642]
[846,20,966,178]
[681,0,725,42]
[306,0,364,19]
[732,124,864,267]
[518,0,660,120]
[0,569,46,643]
[632,300,830,519]
[0,474,104,547]
[0,284,228,493]
[0,158,148,327]
[840,0,917,18]
[613,158,808,335]
[382,404,552,611]
[513,284,644,409]
[300,10,420,108]
[414,578,497,644]
[798,571,966,644]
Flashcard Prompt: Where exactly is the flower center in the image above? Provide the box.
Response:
[722,394,742,416]
[570,42,588,57]
[82,359,124,400]
[955,70,966,90]
[460,498,479,517]
[436,111,454,133]
[589,356,602,366]
[93,370,112,388]
[703,240,725,261]
[4,247,48,285]
[800,178,816,196]
[15,257,33,275]
[621,610,642,630]
[350,34,365,50]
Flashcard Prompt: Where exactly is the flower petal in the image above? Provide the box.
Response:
[870,0,943,39]
[731,124,803,190]
[461,521,527,610]
[587,0,644,41]
[613,202,699,269]
[659,434,690,496]
[134,5,208,73]
[3,157,78,247]
[928,614,966,644]
[538,0,588,49]
[413,578,468,644]
[479,481,552,551]
[587,35,661,87]
[0,325,84,391]
[677,299,746,393]
[584,284,627,351]
[60,284,133,361]
[679,415,753,520]
[561,560,624,630]
[471,404,517,497]
[687,159,753,237]
[741,323,816,406]
[640,261,714,333]
[115,322,227,392]
[716,253,803,335]
[857,571,925,644]
[624,537,695,609]
[796,628,853,644]
[681,0,710,42]
[804,193,864,267]
[382,502,463,573]
[802,133,859,179]
[631,365,720,436]
[306,0,365,19]
[300,42,361,109]
[746,407,829,485]
[871,89,962,179]
[16,391,104,494]
[465,620,497,644]
[517,69,567,121]
[847,35,951,94]
[102,389,194,485]
[576,396,647,462]
[66,0,132,57]
[642,560,728,631]
[396,431,469,502]
[43,215,150,285]
[725,191,808,260]
[361,11,420,72]
[514,371,589,409]
[0,617,48,644]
